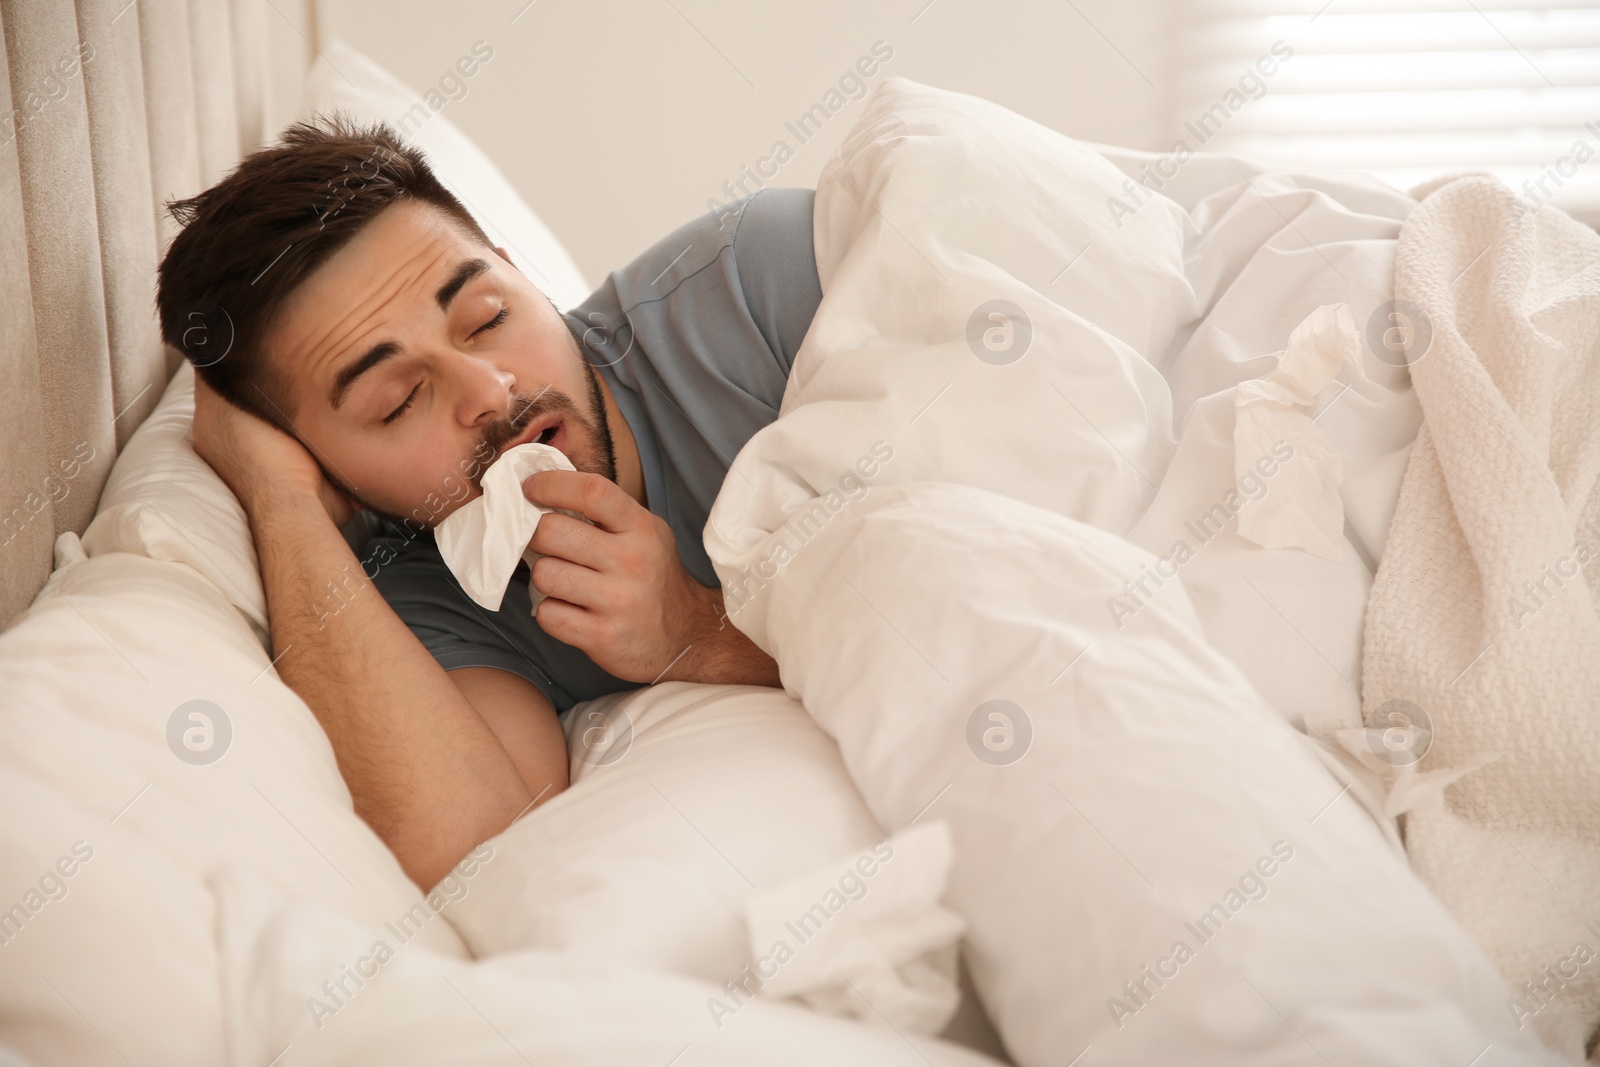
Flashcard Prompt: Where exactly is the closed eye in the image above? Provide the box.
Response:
[473,306,509,337]
[382,383,420,426]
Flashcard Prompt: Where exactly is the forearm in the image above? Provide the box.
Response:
[246,487,531,889]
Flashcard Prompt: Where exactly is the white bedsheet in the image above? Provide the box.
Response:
[1090,144,1426,741]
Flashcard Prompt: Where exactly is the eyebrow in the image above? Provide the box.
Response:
[327,257,493,411]
[435,257,492,313]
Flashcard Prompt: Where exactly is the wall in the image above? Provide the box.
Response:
[263,0,315,146]
[272,0,1171,287]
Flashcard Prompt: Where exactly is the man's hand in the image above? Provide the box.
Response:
[191,374,355,527]
[523,470,779,688]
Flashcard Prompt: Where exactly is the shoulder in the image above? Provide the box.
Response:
[567,188,820,374]
[597,187,816,317]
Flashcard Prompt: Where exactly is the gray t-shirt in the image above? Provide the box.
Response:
[362,187,821,713]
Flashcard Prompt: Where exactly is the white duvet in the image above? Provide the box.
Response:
[704,78,1565,1066]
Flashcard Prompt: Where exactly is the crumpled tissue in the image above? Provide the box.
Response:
[741,820,966,1034]
[1329,722,1502,821]
[434,442,587,613]
[1233,302,1368,562]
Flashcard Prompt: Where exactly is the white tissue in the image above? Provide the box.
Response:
[434,442,586,613]
[1330,725,1502,820]
[741,821,966,1035]
[1233,302,1368,562]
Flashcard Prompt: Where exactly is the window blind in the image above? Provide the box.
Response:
[1172,0,1600,223]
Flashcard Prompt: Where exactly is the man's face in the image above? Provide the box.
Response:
[264,198,615,529]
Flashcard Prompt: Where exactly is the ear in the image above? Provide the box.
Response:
[493,244,516,267]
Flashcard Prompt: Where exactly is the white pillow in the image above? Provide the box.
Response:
[445,683,992,1045]
[300,39,592,310]
[0,541,462,1066]
[79,362,268,640]
[214,866,1003,1067]
[442,681,887,982]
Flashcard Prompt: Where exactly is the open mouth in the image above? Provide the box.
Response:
[499,415,563,461]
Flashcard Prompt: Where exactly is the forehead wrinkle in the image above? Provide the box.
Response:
[293,221,463,401]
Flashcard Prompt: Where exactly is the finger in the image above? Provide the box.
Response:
[526,511,613,571]
[529,553,607,610]
[523,470,640,533]
[533,595,600,651]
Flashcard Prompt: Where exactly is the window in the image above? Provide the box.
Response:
[1172,1,1600,223]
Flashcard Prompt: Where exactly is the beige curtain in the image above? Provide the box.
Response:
[0,0,269,628]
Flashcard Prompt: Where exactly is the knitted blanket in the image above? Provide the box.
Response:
[1361,173,1600,1060]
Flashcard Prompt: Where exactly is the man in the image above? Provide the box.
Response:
[159,116,820,889]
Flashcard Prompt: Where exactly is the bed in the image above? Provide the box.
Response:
[2,5,1595,1067]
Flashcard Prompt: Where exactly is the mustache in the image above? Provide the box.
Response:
[480,390,544,454]
[473,387,580,475]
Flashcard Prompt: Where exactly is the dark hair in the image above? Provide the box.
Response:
[156,113,492,431]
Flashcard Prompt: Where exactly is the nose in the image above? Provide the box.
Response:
[454,353,517,428]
